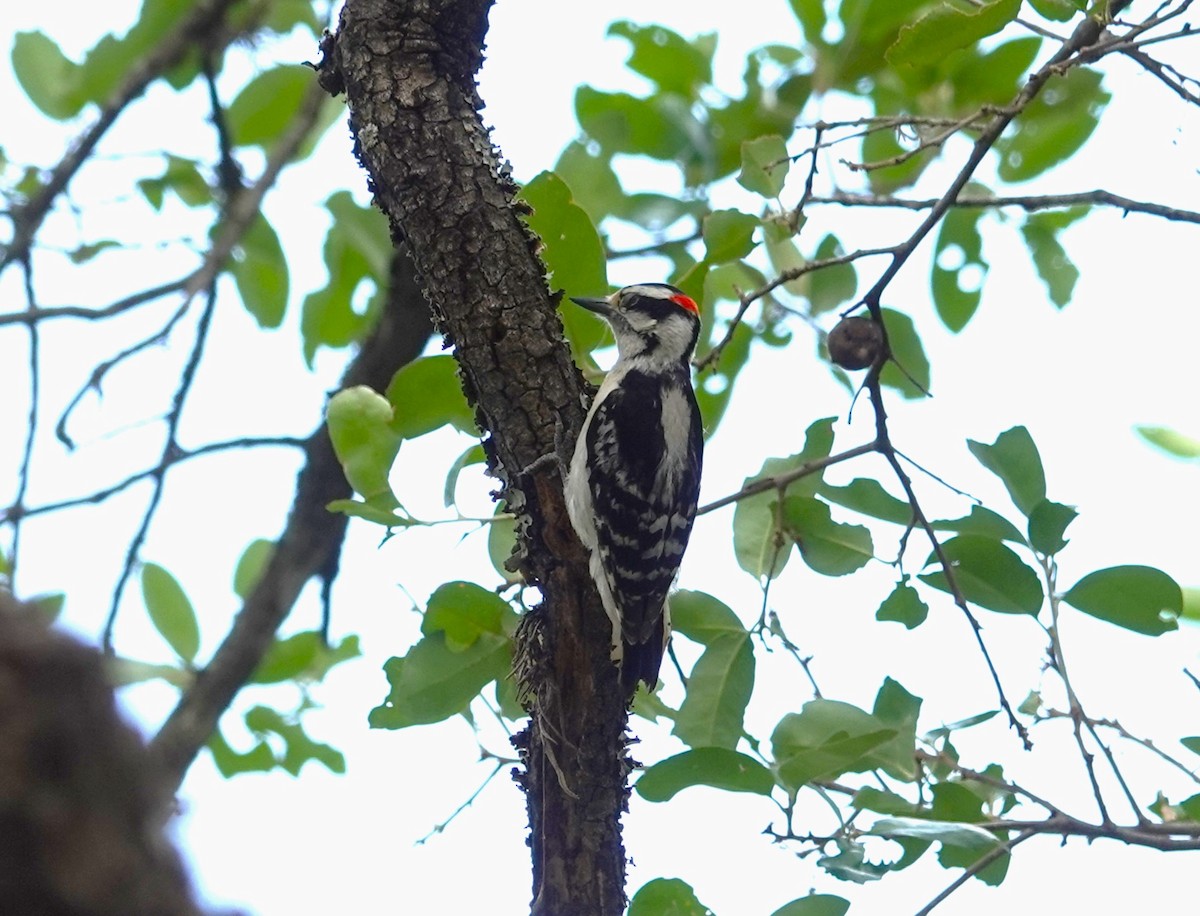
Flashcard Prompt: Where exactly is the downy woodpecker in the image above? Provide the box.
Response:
[565,283,704,694]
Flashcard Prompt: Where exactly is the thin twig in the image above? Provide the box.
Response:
[697,442,878,516]
[97,81,328,650]
[10,259,41,585]
[0,437,307,525]
[914,830,1037,916]
[0,278,190,327]
[102,281,221,650]
[416,759,506,844]
[767,611,823,699]
[854,8,1132,322]
[807,189,1200,224]
[1038,709,1200,784]
[867,374,1030,748]
[55,298,195,448]
[917,751,1064,816]
[695,247,895,371]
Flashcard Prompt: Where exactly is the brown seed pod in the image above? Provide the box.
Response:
[827,316,884,370]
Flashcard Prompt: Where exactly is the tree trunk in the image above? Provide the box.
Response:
[329,2,631,912]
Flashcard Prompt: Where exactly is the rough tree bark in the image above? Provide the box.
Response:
[327,2,632,913]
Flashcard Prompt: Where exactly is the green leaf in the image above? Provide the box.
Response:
[932,207,988,332]
[870,817,1001,851]
[808,234,858,315]
[325,499,412,527]
[107,658,190,689]
[301,193,390,364]
[763,220,807,296]
[487,510,520,583]
[519,172,608,356]
[325,386,402,507]
[671,590,748,645]
[888,0,1021,69]
[444,443,487,508]
[233,538,274,599]
[26,592,65,624]
[781,496,874,576]
[820,478,912,525]
[609,21,714,99]
[771,895,850,916]
[1028,0,1083,22]
[919,535,1043,614]
[67,240,121,264]
[871,678,922,781]
[998,68,1110,181]
[629,878,713,916]
[233,215,289,328]
[703,209,759,263]
[244,706,345,776]
[860,118,930,193]
[252,632,359,685]
[931,506,1024,542]
[738,135,790,197]
[369,630,511,729]
[789,0,827,44]
[1136,425,1200,460]
[926,710,999,742]
[732,418,835,579]
[853,787,923,817]
[624,193,706,232]
[385,355,475,440]
[637,748,774,802]
[552,142,625,226]
[967,426,1046,516]
[1021,208,1087,308]
[141,563,201,664]
[879,308,930,399]
[326,191,392,277]
[703,53,809,185]
[422,581,515,651]
[1183,588,1200,623]
[771,700,897,791]
[673,633,755,749]
[12,31,83,120]
[1027,499,1077,555]
[138,155,212,210]
[251,631,320,684]
[1182,737,1200,757]
[666,596,752,717]
[817,838,890,883]
[952,38,1042,108]
[877,580,929,629]
[575,86,700,164]
[82,0,194,100]
[1063,565,1182,636]
[227,65,312,148]
[208,729,275,777]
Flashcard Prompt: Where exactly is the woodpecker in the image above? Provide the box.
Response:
[565,283,704,695]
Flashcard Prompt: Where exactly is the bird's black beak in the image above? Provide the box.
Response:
[570,295,614,317]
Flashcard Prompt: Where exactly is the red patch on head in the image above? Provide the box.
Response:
[670,293,699,315]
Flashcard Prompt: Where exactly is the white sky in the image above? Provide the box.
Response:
[3,1,1200,914]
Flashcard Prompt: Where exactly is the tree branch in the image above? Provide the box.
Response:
[0,0,243,274]
[329,2,631,911]
[808,189,1200,224]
